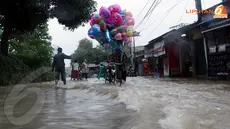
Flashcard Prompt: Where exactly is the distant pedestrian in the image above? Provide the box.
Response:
[52,47,72,85]
[81,59,89,80]
[73,60,79,80]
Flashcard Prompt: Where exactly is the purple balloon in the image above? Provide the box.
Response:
[99,6,111,19]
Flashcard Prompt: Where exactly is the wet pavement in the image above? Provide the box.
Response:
[0,77,230,129]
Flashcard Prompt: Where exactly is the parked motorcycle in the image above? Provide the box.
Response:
[105,64,116,84]
[128,66,135,77]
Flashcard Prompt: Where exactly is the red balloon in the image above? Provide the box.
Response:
[114,33,126,40]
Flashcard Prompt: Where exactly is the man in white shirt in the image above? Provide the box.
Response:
[73,60,79,80]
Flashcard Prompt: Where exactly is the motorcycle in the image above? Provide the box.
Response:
[105,64,116,84]
[128,67,135,77]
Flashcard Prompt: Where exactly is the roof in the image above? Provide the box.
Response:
[175,22,198,33]
[148,31,174,44]
[145,22,199,48]
[135,46,145,52]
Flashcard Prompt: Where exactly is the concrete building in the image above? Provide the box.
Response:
[199,0,230,79]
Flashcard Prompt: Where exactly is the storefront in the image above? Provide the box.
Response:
[152,41,167,76]
[165,43,180,76]
[144,49,156,75]
[200,1,230,79]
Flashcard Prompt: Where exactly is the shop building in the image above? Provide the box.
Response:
[199,1,230,79]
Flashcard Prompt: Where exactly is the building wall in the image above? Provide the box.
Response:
[167,43,180,76]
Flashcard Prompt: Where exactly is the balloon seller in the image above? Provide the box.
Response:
[88,4,135,83]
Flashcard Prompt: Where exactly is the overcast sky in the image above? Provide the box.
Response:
[48,0,221,66]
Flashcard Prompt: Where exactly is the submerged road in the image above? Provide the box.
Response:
[0,77,230,129]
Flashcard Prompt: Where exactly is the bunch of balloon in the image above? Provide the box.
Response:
[88,4,135,52]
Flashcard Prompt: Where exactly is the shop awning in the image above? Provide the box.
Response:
[201,19,230,33]
[163,31,189,46]
[198,19,216,26]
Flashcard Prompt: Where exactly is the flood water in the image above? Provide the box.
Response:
[0,77,230,129]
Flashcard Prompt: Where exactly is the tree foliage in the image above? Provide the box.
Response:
[8,23,53,67]
[0,23,54,86]
[72,38,110,64]
[0,0,97,56]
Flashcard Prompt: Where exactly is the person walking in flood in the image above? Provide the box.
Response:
[81,59,89,80]
[52,47,72,85]
[73,60,79,80]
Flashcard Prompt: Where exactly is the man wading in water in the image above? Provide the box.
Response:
[52,47,72,85]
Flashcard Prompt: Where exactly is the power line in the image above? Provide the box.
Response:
[144,0,185,39]
[135,0,163,30]
[176,0,188,25]
[134,0,158,29]
[140,0,162,30]
[135,0,152,18]
[140,0,185,32]
[135,0,157,29]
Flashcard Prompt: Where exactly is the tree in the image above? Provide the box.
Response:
[9,23,53,67]
[0,0,96,56]
[72,38,110,64]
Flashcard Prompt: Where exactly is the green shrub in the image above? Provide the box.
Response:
[0,55,54,86]
[0,55,30,86]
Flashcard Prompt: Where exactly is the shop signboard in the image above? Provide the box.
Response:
[153,41,166,57]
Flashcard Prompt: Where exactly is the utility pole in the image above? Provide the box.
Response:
[132,31,140,75]
[194,0,209,78]
[195,0,202,22]
[133,37,136,73]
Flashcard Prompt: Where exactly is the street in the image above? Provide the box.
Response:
[0,77,230,129]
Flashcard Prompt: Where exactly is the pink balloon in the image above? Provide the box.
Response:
[125,11,133,17]
[99,6,111,19]
[90,20,94,26]
[108,4,121,14]
[124,16,133,21]
[112,13,123,26]
[127,19,135,26]
[122,16,135,26]
[105,12,122,26]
